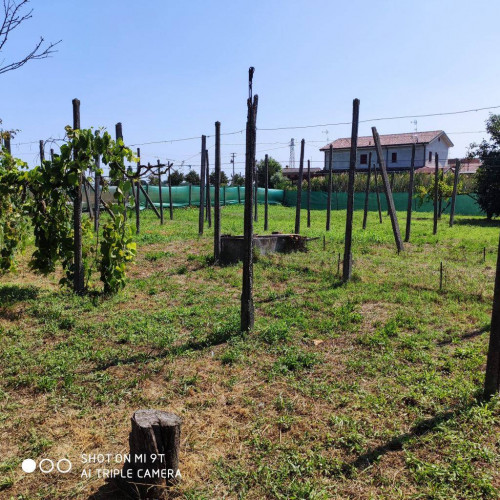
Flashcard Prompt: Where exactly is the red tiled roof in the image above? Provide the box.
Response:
[320,130,453,151]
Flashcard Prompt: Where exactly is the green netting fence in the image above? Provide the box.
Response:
[93,185,483,216]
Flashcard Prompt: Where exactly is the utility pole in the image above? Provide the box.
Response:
[230,153,236,178]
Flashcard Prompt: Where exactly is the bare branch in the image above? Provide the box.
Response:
[0,0,61,75]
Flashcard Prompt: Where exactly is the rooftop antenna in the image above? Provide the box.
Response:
[411,120,418,132]
[289,138,295,169]
[322,129,330,143]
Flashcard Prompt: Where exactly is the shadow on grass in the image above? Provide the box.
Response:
[346,396,483,473]
[453,218,500,228]
[437,325,489,346]
[0,284,39,308]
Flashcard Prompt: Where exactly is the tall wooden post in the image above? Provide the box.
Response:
[295,139,305,234]
[241,68,258,332]
[214,121,221,262]
[264,154,269,231]
[39,140,44,164]
[72,98,84,294]
[135,148,141,233]
[373,163,383,223]
[484,234,500,398]
[307,159,311,228]
[404,143,416,242]
[157,160,164,225]
[206,149,211,228]
[342,99,360,282]
[168,166,173,221]
[199,135,206,235]
[362,152,372,230]
[372,127,404,253]
[326,144,333,231]
[449,160,460,227]
[433,153,439,235]
[115,122,126,219]
[94,155,101,233]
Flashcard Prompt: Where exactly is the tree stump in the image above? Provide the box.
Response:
[122,410,182,499]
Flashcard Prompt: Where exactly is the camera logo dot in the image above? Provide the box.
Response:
[22,459,37,473]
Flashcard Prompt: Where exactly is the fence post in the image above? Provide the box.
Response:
[404,143,416,242]
[72,98,84,294]
[449,160,460,227]
[199,136,206,234]
[307,159,311,228]
[362,152,372,230]
[264,154,269,231]
[326,144,333,231]
[158,160,164,225]
[295,139,305,234]
[214,121,221,262]
[241,68,257,332]
[433,153,439,235]
[372,126,404,253]
[484,234,500,397]
[342,99,360,282]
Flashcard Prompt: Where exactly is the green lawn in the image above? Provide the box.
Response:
[0,204,499,499]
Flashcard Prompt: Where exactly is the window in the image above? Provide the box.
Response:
[360,154,367,165]
[429,151,432,162]
[391,152,397,163]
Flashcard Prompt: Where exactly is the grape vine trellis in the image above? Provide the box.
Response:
[0,125,140,295]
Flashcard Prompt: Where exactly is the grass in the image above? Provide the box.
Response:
[0,204,499,499]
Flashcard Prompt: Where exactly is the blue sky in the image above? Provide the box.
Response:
[1,0,499,176]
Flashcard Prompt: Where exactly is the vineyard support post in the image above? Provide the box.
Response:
[372,126,404,253]
[404,143,416,242]
[373,163,383,223]
[135,148,141,233]
[199,135,206,235]
[326,144,333,231]
[342,98,360,282]
[72,98,84,294]
[307,159,311,228]
[433,153,439,235]
[295,139,305,234]
[264,154,269,231]
[205,149,211,227]
[94,155,101,233]
[214,122,221,262]
[158,160,164,225]
[362,152,372,230]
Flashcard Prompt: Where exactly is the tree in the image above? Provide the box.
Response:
[469,115,500,219]
[256,156,282,188]
[168,170,184,186]
[230,173,245,186]
[185,169,200,185]
[147,173,159,186]
[0,1,61,75]
[209,170,228,185]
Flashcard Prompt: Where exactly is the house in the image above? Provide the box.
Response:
[319,130,454,172]
[282,166,323,182]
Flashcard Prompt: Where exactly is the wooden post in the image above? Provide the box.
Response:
[326,144,333,231]
[404,143,416,242]
[214,121,221,262]
[39,140,44,164]
[438,167,444,219]
[138,183,161,219]
[94,155,101,233]
[115,122,126,219]
[168,166,173,221]
[241,68,257,332]
[199,135,206,235]
[188,183,192,207]
[362,152,372,230]
[433,153,439,235]
[449,159,460,227]
[307,159,311,228]
[223,185,226,206]
[72,98,84,294]
[295,139,305,234]
[373,163,383,223]
[205,149,211,227]
[50,148,54,161]
[264,154,269,231]
[342,99,360,282]
[135,148,140,234]
[158,160,164,225]
[372,127,404,253]
[484,234,500,398]
[122,410,182,498]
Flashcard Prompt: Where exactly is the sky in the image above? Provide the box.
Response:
[1,0,499,178]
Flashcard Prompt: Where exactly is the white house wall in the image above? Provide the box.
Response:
[425,136,450,167]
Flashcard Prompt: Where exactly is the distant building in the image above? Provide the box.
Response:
[320,130,454,172]
[282,167,323,182]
